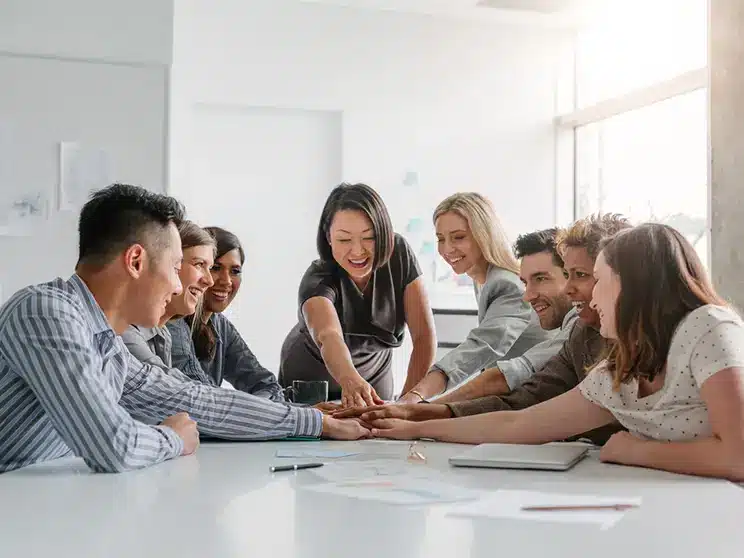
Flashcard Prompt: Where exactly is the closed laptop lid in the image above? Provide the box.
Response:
[449,443,588,471]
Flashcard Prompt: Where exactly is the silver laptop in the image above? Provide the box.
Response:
[449,443,589,471]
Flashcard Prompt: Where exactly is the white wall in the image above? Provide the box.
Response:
[0,0,174,299]
[0,0,174,64]
[171,0,573,379]
[186,105,342,371]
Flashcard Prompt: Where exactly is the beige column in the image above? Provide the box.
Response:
[710,0,744,308]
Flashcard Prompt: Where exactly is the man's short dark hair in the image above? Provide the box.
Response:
[513,228,563,267]
[316,183,394,270]
[77,183,185,267]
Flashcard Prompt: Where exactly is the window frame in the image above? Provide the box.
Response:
[555,59,710,268]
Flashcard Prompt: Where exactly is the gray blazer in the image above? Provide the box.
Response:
[121,324,213,386]
[121,325,173,369]
[435,265,551,386]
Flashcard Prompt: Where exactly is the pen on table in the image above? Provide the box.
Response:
[270,462,324,473]
[521,504,639,512]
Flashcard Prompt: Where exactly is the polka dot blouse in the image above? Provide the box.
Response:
[579,305,744,442]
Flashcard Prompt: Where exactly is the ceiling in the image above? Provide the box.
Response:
[295,0,606,27]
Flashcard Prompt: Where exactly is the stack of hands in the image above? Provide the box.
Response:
[315,392,448,441]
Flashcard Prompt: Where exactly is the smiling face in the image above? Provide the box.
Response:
[204,248,243,314]
[328,209,376,285]
[590,250,622,339]
[435,211,485,277]
[164,244,215,319]
[126,222,183,328]
[519,251,571,330]
[561,246,599,327]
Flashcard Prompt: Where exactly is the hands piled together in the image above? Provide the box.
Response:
[317,391,452,440]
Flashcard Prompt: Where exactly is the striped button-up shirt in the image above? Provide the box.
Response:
[0,275,322,474]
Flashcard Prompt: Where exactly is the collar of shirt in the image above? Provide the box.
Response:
[131,324,168,343]
[67,274,114,335]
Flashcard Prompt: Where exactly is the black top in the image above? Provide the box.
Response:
[278,233,422,399]
[299,233,422,350]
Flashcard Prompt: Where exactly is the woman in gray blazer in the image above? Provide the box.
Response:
[398,192,549,402]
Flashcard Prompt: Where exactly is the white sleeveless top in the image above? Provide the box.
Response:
[579,305,744,442]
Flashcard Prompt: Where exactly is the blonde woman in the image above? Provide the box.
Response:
[397,192,549,403]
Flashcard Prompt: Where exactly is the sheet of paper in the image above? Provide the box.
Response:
[275,449,359,459]
[59,141,111,210]
[302,476,481,506]
[308,459,443,483]
[447,490,641,530]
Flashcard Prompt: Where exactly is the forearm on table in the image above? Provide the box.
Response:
[412,411,520,444]
[123,366,322,439]
[189,389,323,439]
[624,437,744,481]
[414,408,571,445]
[434,367,509,404]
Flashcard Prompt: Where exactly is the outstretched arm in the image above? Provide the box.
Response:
[371,386,615,444]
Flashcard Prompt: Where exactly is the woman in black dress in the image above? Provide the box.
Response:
[279,183,437,408]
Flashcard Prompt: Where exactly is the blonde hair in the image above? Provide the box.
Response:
[433,192,519,275]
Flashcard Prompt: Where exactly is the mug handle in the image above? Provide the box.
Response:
[283,386,295,403]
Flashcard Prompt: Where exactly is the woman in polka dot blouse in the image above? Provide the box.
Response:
[369,223,744,481]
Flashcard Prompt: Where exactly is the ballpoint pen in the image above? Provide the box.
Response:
[269,462,325,473]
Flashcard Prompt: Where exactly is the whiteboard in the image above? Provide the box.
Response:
[0,54,168,296]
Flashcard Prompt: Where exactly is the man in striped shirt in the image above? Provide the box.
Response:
[0,184,368,474]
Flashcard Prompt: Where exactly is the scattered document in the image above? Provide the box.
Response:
[275,448,359,459]
[308,459,444,483]
[448,490,641,530]
[303,476,481,506]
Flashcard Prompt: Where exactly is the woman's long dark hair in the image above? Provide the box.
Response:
[600,223,726,388]
[186,226,245,361]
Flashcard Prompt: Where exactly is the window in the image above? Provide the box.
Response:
[567,0,709,267]
[576,0,708,107]
[575,89,708,266]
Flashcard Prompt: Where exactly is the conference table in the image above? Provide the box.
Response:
[1,439,743,558]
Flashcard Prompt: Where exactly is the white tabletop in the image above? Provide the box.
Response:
[1,440,743,558]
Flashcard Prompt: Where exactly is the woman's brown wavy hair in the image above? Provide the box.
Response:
[599,223,726,389]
